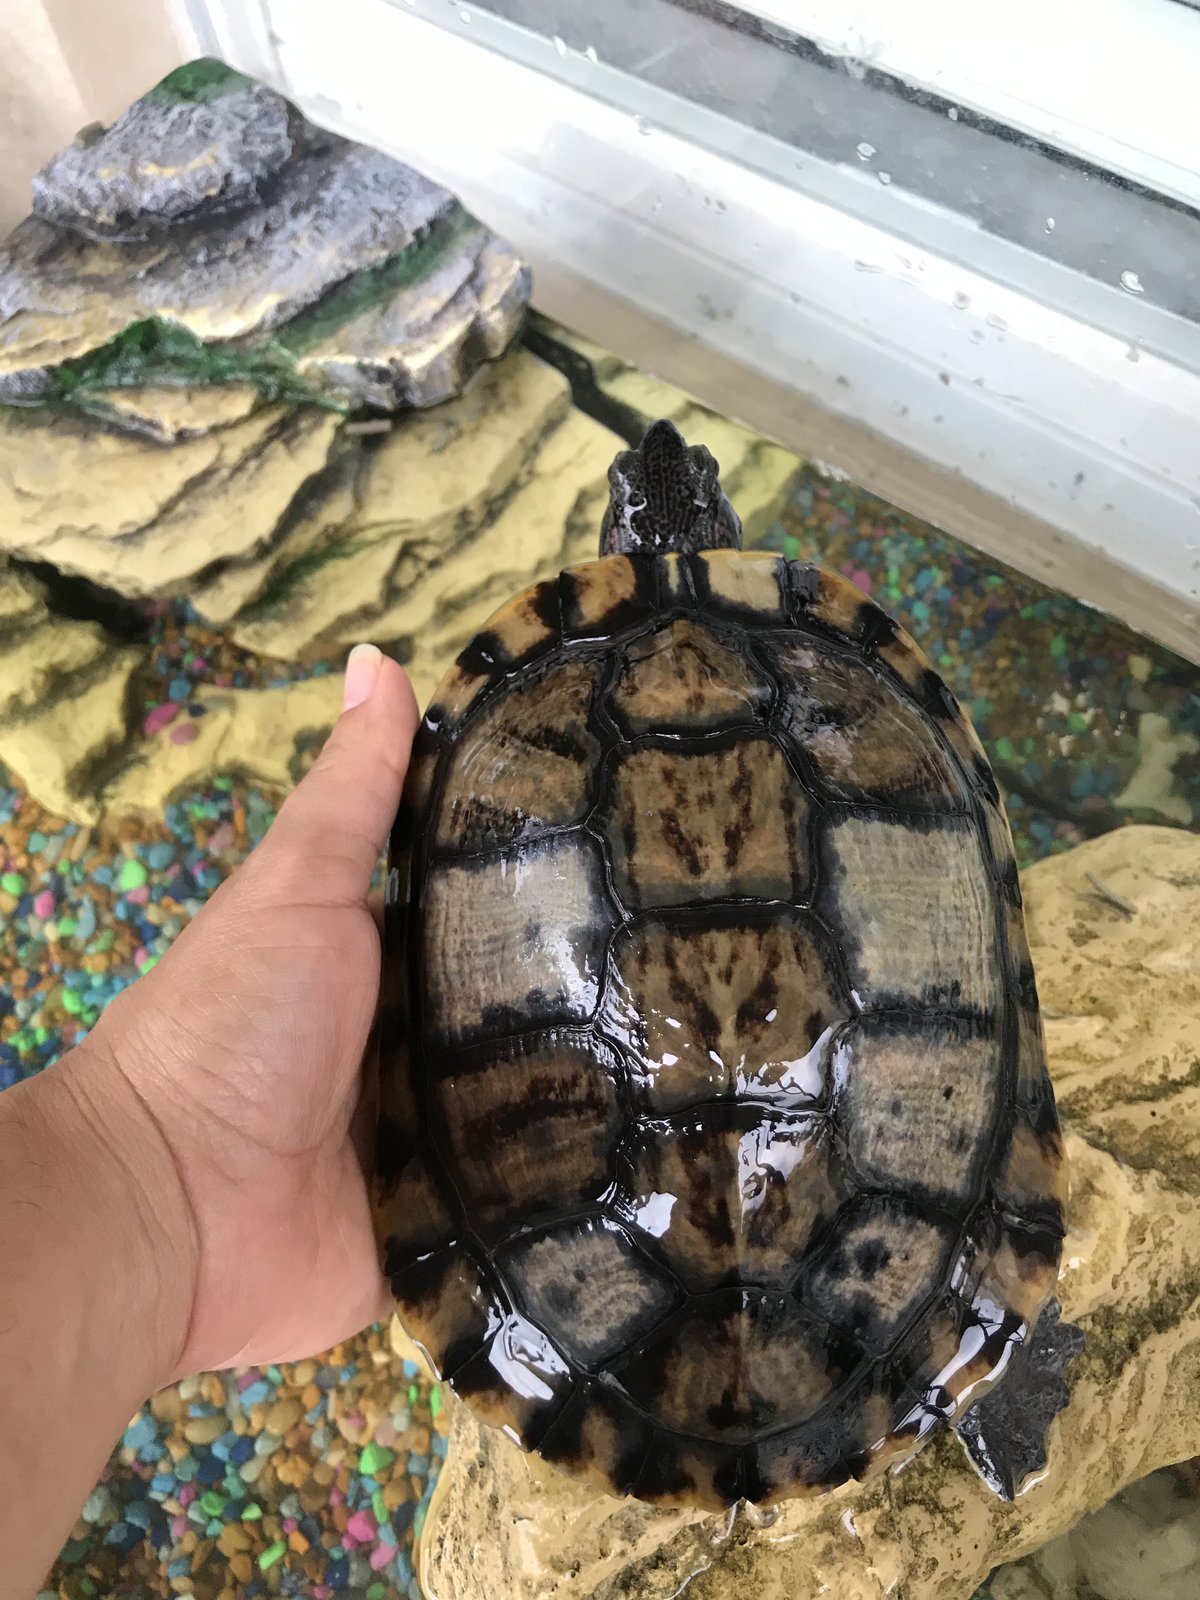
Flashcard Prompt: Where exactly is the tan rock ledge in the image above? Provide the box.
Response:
[414,825,1200,1600]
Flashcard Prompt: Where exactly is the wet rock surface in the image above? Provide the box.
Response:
[415,826,1200,1600]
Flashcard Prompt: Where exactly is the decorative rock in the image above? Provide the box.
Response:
[1113,712,1199,824]
[985,1470,1200,1600]
[80,384,261,444]
[221,349,574,643]
[102,675,342,817]
[34,71,295,242]
[0,563,110,723]
[417,826,1200,1600]
[295,231,530,412]
[222,353,634,713]
[0,405,341,598]
[0,60,528,412]
[0,577,141,824]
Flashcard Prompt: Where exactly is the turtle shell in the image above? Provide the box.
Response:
[373,550,1068,1509]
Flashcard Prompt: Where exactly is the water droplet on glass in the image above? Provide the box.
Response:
[985,312,1007,331]
[953,291,970,309]
[1126,343,1140,363]
[1120,269,1144,295]
[584,44,598,63]
[650,195,663,213]
[635,114,651,135]
[969,328,985,343]
[878,171,892,185]
[553,33,567,56]
[856,141,875,161]
[1045,217,1056,233]
[459,6,471,18]
[948,106,959,121]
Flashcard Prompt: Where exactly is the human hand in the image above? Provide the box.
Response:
[66,644,419,1379]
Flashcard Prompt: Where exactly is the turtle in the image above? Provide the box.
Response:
[373,419,1082,1510]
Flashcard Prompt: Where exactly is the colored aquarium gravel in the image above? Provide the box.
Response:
[766,466,1200,864]
[46,1327,446,1599]
[1,444,1197,1597]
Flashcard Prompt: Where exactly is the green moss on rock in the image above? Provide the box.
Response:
[145,58,256,106]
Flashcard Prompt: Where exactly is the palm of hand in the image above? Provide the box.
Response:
[84,658,417,1376]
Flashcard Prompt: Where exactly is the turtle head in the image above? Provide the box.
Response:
[600,420,743,557]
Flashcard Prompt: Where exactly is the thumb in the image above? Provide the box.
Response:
[254,645,420,905]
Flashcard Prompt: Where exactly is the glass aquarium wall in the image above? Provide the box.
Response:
[183,0,1200,662]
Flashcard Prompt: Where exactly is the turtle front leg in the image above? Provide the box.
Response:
[953,1298,1086,1500]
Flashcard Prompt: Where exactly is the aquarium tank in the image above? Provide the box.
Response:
[0,1,1197,1597]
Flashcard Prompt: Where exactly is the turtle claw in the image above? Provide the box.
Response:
[954,1298,1086,1500]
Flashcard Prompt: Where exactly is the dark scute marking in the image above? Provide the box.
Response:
[975,755,1001,806]
[681,551,709,607]
[996,852,1021,899]
[706,1389,745,1433]
[856,600,900,651]
[613,1438,653,1498]
[450,1333,568,1452]
[374,1111,416,1182]
[713,1450,747,1505]
[1023,1078,1062,1139]
[389,1252,484,1381]
[734,965,780,1036]
[1003,1211,1067,1257]
[820,1322,865,1385]
[458,1068,583,1148]
[559,555,661,639]
[456,630,507,677]
[1017,965,1040,1008]
[917,669,960,721]
[557,568,588,634]
[539,1390,584,1456]
[477,999,558,1038]
[784,561,821,616]
[733,1450,770,1504]
[630,1439,696,1503]
[918,978,967,1010]
[529,577,562,635]
[722,745,756,869]
[835,1443,873,1485]
[856,1240,891,1280]
[662,805,705,877]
